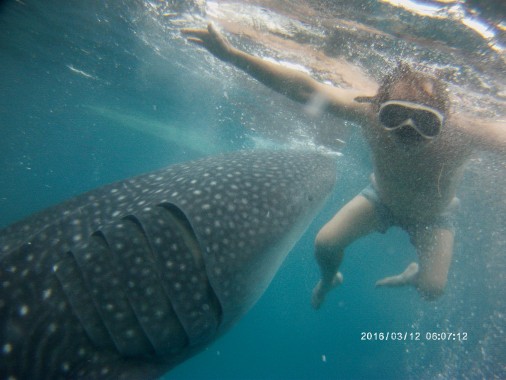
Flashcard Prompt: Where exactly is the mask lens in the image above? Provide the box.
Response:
[379,102,443,138]
[379,104,410,129]
[411,110,441,137]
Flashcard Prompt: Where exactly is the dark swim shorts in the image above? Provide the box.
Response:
[360,184,459,235]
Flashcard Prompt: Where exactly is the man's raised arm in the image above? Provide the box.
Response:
[182,24,371,122]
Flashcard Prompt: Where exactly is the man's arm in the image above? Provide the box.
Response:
[182,24,372,123]
[453,114,506,154]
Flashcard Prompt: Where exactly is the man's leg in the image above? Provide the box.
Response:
[312,194,382,309]
[376,227,454,300]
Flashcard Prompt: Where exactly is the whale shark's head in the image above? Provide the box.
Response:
[0,149,337,379]
[160,149,337,331]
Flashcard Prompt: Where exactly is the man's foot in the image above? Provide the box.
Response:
[375,262,419,287]
[311,272,343,309]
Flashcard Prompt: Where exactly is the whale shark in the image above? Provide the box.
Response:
[0,149,336,379]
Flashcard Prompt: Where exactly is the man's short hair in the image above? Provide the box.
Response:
[355,63,451,114]
[377,63,450,113]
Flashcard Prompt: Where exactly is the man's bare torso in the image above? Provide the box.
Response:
[362,112,473,222]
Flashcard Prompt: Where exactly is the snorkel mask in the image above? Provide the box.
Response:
[378,100,444,139]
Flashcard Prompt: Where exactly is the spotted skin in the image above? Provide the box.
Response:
[0,150,336,379]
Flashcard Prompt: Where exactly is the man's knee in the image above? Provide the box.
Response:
[314,224,345,249]
[314,228,342,261]
[315,228,332,249]
[416,280,446,301]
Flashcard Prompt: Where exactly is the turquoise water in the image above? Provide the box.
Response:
[1,1,505,379]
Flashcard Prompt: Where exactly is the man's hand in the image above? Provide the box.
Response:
[182,23,235,62]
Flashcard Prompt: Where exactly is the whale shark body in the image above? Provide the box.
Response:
[0,150,336,379]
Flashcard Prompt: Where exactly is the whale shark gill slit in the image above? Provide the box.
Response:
[60,202,224,358]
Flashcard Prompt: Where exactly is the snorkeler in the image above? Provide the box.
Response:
[182,24,506,305]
